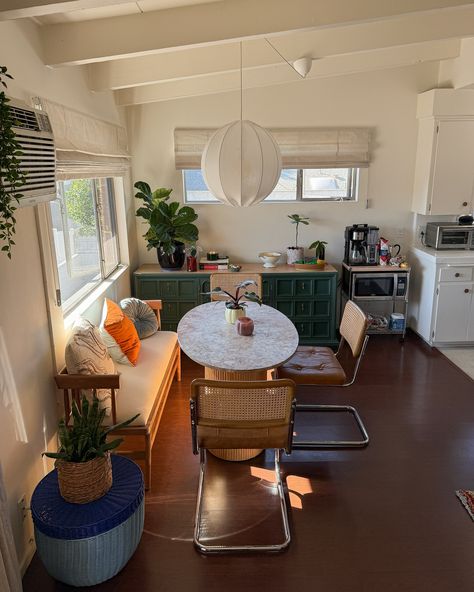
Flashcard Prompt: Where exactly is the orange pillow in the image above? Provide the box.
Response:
[100,298,141,366]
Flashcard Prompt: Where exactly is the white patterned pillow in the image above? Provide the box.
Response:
[65,318,116,413]
[120,298,158,339]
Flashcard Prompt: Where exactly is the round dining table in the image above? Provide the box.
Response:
[177,301,299,461]
[177,301,299,380]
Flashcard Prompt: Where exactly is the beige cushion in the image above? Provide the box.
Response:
[65,318,116,411]
[110,330,178,426]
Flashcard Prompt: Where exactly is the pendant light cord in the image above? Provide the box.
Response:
[240,41,243,122]
[240,41,243,199]
[264,37,306,79]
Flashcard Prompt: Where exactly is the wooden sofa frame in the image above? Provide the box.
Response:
[54,300,181,490]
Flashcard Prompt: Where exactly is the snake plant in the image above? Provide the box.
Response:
[44,396,139,463]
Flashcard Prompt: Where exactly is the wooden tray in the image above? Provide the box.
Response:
[294,262,326,270]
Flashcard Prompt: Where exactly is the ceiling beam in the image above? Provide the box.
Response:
[88,6,474,91]
[41,0,474,66]
[0,0,132,20]
[115,39,460,105]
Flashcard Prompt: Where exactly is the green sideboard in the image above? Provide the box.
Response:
[133,264,338,347]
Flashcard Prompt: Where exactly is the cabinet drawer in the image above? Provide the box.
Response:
[439,267,473,282]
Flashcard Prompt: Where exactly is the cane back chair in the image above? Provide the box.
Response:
[190,378,296,553]
[209,273,262,301]
[278,299,370,449]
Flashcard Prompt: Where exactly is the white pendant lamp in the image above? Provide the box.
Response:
[202,119,281,207]
[201,43,282,207]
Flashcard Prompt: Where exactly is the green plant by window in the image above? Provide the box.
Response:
[134,181,199,254]
[0,66,25,259]
[43,395,139,463]
[288,214,309,248]
[64,179,96,236]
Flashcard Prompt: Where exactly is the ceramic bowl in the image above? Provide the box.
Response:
[258,252,282,268]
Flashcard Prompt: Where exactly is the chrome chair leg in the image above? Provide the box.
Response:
[193,449,291,554]
[292,404,369,450]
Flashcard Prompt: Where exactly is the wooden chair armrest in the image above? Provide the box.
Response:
[54,373,120,389]
[144,299,162,328]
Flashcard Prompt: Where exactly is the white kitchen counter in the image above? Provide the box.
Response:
[411,245,474,264]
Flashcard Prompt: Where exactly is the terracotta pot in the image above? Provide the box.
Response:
[225,307,245,325]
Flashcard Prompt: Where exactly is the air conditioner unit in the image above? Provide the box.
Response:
[4,98,56,207]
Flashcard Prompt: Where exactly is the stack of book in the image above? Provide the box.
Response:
[199,257,229,270]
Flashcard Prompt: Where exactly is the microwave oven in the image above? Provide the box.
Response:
[425,222,474,250]
[350,272,409,301]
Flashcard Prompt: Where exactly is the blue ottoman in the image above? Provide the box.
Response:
[31,455,144,587]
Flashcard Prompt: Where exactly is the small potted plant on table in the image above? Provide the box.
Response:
[44,396,138,504]
[204,280,262,324]
[287,214,309,265]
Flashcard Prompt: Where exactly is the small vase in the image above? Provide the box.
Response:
[186,255,197,272]
[225,307,245,325]
[287,247,304,265]
[236,316,254,336]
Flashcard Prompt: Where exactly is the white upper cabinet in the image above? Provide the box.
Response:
[412,89,474,215]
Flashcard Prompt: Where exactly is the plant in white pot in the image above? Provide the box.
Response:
[287,214,309,265]
[204,280,262,324]
[44,396,139,504]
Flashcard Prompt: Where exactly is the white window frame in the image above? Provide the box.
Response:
[183,167,362,204]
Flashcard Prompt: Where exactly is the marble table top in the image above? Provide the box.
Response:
[177,302,299,372]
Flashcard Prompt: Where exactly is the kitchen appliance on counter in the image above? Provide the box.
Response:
[425,221,474,250]
[344,224,380,265]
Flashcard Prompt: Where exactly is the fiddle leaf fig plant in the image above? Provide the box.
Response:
[0,66,25,259]
[288,214,309,248]
[204,280,262,310]
[134,181,199,255]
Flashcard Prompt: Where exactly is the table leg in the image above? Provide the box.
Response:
[204,366,267,461]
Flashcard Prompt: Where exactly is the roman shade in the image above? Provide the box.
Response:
[39,99,130,179]
[175,127,370,170]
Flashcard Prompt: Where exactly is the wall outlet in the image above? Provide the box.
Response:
[18,494,27,522]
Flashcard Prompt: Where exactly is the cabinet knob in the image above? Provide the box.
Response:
[464,288,470,293]
[462,202,468,207]
[455,273,461,277]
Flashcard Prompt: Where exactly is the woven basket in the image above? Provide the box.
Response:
[56,453,113,504]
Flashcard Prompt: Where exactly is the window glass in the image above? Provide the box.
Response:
[50,178,120,310]
[302,168,354,200]
[183,168,357,202]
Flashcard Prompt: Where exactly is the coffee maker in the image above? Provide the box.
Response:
[344,224,380,266]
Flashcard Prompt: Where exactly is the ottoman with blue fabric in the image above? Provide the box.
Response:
[31,455,144,587]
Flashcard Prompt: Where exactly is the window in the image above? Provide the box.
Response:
[49,177,120,311]
[183,168,358,203]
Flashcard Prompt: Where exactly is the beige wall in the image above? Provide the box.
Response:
[128,62,439,265]
[0,19,136,571]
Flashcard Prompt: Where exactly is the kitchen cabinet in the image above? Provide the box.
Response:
[133,264,338,346]
[412,90,474,216]
[408,247,474,345]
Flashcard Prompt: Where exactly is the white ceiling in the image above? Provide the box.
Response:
[35,0,222,24]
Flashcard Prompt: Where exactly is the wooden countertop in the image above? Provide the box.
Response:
[342,262,410,272]
[134,263,337,275]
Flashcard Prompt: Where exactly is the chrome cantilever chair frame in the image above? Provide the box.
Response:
[293,334,369,450]
[190,379,296,554]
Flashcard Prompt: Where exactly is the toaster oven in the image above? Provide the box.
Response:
[425,222,474,250]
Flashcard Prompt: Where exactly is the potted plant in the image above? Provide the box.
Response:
[0,66,25,259]
[309,240,328,263]
[44,396,139,504]
[287,214,309,265]
[204,280,262,324]
[134,181,199,270]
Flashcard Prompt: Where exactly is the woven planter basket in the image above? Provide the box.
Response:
[56,453,113,504]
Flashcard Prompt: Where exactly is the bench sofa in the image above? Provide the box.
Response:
[54,300,181,489]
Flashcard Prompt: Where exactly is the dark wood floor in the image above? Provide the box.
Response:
[24,332,474,591]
